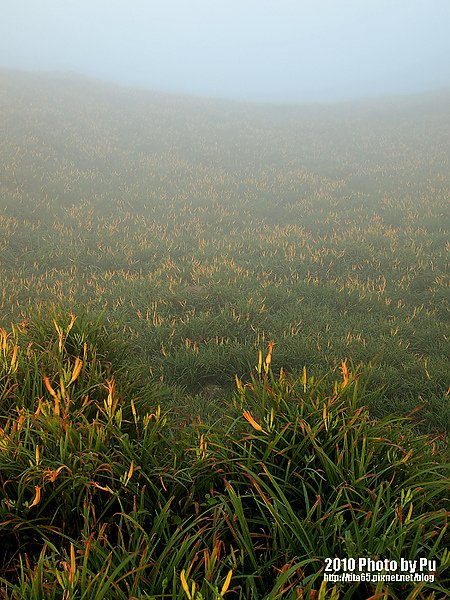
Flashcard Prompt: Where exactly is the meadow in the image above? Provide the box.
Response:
[0,70,449,598]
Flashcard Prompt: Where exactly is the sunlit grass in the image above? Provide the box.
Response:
[0,322,448,598]
[0,72,449,597]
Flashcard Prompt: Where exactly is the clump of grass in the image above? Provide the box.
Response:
[213,351,449,597]
[0,321,448,598]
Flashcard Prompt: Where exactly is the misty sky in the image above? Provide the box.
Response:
[1,0,449,102]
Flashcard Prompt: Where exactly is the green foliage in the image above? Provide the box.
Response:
[0,72,449,597]
[0,71,449,431]
[0,321,448,598]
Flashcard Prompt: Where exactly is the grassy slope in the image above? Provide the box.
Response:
[0,70,449,598]
[0,69,449,431]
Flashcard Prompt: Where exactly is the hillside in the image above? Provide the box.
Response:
[0,68,449,427]
[0,68,449,599]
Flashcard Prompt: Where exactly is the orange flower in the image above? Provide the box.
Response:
[243,410,266,433]
[68,357,83,385]
[265,340,275,370]
[43,375,58,399]
[341,360,349,387]
[221,569,233,595]
[30,485,41,507]
[180,570,192,599]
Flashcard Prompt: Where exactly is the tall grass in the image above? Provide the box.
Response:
[0,317,448,598]
[1,72,449,430]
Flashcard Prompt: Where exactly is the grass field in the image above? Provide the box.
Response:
[0,70,449,598]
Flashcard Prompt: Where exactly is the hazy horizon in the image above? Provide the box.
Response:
[1,0,449,104]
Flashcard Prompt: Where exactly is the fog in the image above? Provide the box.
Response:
[1,0,449,103]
